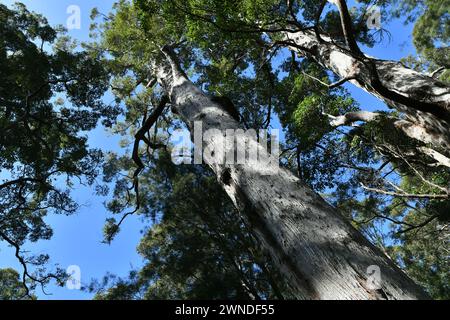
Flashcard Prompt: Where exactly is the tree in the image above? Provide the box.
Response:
[1,0,448,299]
[389,0,449,82]
[139,0,449,156]
[85,1,430,299]
[0,3,118,297]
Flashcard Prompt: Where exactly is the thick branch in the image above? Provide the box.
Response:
[325,111,379,127]
[333,0,363,55]
[286,0,303,29]
[360,183,449,199]
[396,215,439,234]
[429,66,446,78]
[417,147,450,168]
[314,0,327,41]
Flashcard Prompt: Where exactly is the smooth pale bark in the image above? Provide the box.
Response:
[283,30,450,149]
[152,46,429,299]
[417,147,450,168]
[325,111,379,127]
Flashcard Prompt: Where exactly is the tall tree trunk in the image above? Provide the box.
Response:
[151,45,429,299]
[283,30,450,149]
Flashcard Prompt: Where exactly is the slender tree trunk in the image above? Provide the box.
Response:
[152,45,429,299]
[283,30,450,149]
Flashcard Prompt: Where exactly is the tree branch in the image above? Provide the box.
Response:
[360,183,449,199]
[106,95,170,243]
[333,0,363,55]
[429,66,446,78]
[417,147,450,168]
[325,111,379,127]
[286,0,303,29]
[396,215,439,234]
[301,69,355,89]
[0,177,46,190]
[326,111,450,168]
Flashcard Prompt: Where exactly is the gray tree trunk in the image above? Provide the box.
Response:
[152,45,429,300]
[283,30,450,149]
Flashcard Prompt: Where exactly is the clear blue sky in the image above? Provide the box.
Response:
[0,0,415,299]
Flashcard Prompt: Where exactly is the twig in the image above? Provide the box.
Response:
[360,183,449,199]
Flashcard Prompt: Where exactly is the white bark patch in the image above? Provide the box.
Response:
[329,51,357,77]
[417,147,450,168]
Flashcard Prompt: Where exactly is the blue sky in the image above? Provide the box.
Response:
[0,0,416,299]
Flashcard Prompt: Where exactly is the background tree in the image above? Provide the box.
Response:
[0,3,118,297]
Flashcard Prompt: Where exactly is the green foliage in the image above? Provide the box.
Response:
[0,268,35,300]
[2,0,448,299]
[389,221,449,300]
[289,75,357,149]
[0,3,118,295]
[392,0,449,81]
[92,151,286,299]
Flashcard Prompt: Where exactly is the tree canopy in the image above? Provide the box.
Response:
[0,2,118,297]
[0,0,448,299]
